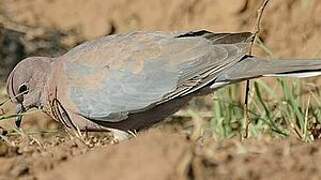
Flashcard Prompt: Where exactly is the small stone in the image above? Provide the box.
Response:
[0,126,8,136]
[0,108,5,115]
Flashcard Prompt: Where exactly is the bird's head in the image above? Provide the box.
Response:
[6,57,53,127]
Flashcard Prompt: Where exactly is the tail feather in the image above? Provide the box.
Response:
[215,57,321,82]
[264,71,321,78]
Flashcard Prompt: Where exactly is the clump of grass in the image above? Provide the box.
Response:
[211,84,243,139]
[209,23,321,142]
[210,78,321,142]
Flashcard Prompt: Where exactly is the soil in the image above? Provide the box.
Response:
[1,0,321,179]
[1,129,321,180]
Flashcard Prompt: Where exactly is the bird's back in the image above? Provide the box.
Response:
[55,30,253,129]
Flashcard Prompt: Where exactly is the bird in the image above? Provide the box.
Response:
[6,30,321,140]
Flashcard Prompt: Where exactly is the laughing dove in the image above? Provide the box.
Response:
[6,30,321,139]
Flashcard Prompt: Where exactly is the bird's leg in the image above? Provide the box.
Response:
[63,111,132,142]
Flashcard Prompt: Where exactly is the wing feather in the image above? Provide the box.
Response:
[61,31,252,122]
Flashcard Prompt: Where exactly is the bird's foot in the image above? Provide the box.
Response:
[108,128,134,143]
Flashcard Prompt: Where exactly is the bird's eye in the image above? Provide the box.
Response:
[18,84,29,94]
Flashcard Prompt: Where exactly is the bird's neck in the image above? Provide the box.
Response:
[41,60,59,116]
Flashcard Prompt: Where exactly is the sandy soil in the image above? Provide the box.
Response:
[1,0,321,179]
[1,129,321,180]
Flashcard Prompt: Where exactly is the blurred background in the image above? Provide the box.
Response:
[1,0,321,81]
[0,0,321,138]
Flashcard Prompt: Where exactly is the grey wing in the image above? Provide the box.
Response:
[62,30,253,122]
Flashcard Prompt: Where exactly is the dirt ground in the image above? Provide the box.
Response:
[1,0,321,179]
[2,128,321,180]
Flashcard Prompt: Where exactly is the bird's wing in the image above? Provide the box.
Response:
[61,30,253,122]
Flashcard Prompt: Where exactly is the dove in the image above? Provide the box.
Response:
[6,30,321,140]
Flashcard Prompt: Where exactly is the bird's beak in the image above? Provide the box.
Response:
[15,104,25,128]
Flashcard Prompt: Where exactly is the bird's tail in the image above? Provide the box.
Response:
[215,57,321,83]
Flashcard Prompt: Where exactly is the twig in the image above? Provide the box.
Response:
[6,129,58,136]
[249,0,270,54]
[0,89,30,108]
[303,95,311,141]
[12,128,45,149]
[0,109,42,122]
[0,98,10,107]
[243,0,270,139]
[0,134,15,146]
[187,109,203,141]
